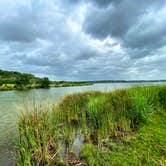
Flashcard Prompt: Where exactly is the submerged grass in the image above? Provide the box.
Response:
[16,85,166,165]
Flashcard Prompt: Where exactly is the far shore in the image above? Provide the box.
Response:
[1,80,166,92]
[0,82,93,91]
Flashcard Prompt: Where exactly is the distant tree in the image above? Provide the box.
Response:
[0,69,49,89]
[15,74,30,88]
[59,81,65,83]
[40,77,50,88]
[0,79,3,86]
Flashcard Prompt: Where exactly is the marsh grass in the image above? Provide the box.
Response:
[16,85,166,165]
[79,109,166,166]
[16,102,64,165]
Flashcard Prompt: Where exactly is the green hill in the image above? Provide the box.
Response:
[0,69,91,91]
[0,69,50,90]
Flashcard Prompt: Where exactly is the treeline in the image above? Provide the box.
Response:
[0,69,50,88]
[51,81,92,87]
[0,69,92,90]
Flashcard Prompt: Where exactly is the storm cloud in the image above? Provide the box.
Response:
[0,0,165,80]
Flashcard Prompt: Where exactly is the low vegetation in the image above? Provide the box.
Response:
[16,85,166,165]
[0,69,91,91]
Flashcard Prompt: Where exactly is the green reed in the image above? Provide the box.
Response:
[16,85,166,165]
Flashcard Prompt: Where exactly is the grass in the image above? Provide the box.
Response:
[0,84,15,91]
[16,85,166,165]
[79,110,166,166]
[0,82,92,91]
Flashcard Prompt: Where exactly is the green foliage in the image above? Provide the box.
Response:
[40,77,50,88]
[0,69,36,89]
[80,110,166,166]
[0,69,90,91]
[0,77,15,84]
[16,85,166,165]
[17,104,64,166]
[127,89,153,127]
[0,69,52,90]
[86,96,115,141]
[15,74,30,88]
[158,87,166,109]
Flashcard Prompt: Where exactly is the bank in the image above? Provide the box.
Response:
[16,85,166,165]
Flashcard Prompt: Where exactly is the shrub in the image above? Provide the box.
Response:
[40,77,50,88]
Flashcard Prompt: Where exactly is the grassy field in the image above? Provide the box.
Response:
[16,85,166,165]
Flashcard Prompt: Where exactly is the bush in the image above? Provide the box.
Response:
[40,77,50,88]
[15,74,30,88]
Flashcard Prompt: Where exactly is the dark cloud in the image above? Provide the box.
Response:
[0,20,37,42]
[0,2,39,42]
[65,0,119,7]
[124,10,166,49]
[83,0,166,49]
[90,0,113,7]
[0,0,165,80]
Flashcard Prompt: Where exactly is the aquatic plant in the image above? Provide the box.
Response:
[16,85,166,165]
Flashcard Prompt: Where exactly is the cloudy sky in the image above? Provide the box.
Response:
[0,0,166,80]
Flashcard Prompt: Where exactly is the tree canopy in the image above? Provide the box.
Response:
[0,69,50,88]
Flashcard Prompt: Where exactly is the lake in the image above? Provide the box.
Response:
[0,82,165,165]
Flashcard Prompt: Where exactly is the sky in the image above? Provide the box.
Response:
[0,0,166,81]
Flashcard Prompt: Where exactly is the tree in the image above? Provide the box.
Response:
[0,79,3,86]
[15,74,30,88]
[40,77,50,88]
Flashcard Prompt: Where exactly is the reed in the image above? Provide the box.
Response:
[16,85,166,165]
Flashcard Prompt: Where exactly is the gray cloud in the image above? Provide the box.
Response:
[83,0,144,39]
[0,0,165,80]
[83,0,166,47]
[124,9,166,49]
[90,0,113,7]
[0,2,38,42]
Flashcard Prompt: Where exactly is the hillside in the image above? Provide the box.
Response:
[0,69,39,84]
[0,69,91,91]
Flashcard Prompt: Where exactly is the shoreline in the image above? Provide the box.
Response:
[1,81,165,92]
[0,82,93,92]
[15,85,166,165]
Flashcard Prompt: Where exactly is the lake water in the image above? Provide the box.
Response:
[0,82,165,165]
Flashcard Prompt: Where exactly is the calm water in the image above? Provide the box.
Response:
[0,82,165,165]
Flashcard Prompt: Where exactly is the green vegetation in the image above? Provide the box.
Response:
[0,69,36,84]
[40,77,50,88]
[0,69,92,91]
[50,81,92,87]
[79,110,166,166]
[0,69,48,90]
[16,85,166,165]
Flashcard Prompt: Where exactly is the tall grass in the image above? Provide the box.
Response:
[16,85,166,165]
[16,104,64,165]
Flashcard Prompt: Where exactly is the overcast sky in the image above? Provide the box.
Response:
[0,0,165,80]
